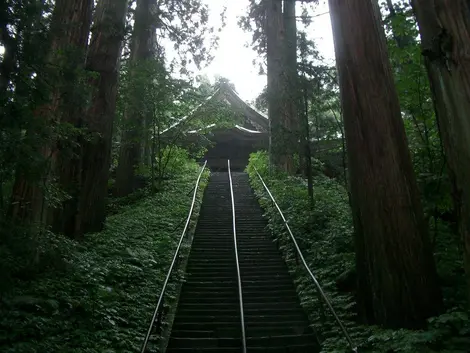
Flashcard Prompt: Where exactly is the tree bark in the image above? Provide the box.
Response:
[72,0,129,235]
[410,0,470,304]
[115,0,157,196]
[328,0,443,328]
[9,0,93,225]
[302,79,314,208]
[266,0,292,173]
[283,0,298,174]
[52,0,128,236]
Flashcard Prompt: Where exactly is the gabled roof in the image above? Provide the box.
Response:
[162,82,268,135]
[218,82,268,132]
[162,89,220,134]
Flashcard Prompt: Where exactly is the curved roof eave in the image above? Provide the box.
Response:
[235,125,263,134]
[161,83,269,135]
[161,87,222,134]
[225,85,268,120]
[220,85,268,131]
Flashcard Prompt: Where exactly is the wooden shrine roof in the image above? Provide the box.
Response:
[162,82,268,136]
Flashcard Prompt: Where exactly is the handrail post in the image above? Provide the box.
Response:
[252,166,358,353]
[227,160,247,353]
[140,161,208,353]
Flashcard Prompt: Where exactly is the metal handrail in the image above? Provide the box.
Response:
[140,161,208,353]
[252,166,357,353]
[227,160,247,353]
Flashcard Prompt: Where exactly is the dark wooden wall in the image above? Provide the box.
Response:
[200,128,268,171]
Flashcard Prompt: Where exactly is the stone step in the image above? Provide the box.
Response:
[178,301,301,312]
[167,333,317,349]
[173,313,307,325]
[167,346,319,353]
[179,295,300,306]
[184,274,291,282]
[171,325,311,339]
[172,319,311,332]
[176,307,304,319]
[165,172,319,353]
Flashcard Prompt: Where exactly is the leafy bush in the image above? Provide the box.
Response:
[156,146,193,178]
[247,151,470,353]
[0,161,209,352]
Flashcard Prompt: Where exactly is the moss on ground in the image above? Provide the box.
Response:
[0,162,209,353]
[247,151,469,353]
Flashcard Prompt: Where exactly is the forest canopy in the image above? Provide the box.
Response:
[1,0,470,352]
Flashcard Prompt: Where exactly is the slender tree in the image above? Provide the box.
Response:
[298,32,314,206]
[328,0,443,327]
[283,0,299,173]
[115,0,157,197]
[410,0,470,303]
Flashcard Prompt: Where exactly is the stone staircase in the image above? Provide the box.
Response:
[166,172,320,353]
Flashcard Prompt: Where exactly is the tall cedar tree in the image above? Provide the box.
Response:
[116,0,157,197]
[266,0,293,173]
[298,34,314,207]
[76,0,129,235]
[9,0,93,225]
[328,0,443,327]
[51,0,128,236]
[410,0,470,303]
[283,0,299,173]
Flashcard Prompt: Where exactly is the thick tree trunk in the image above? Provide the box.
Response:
[9,0,93,225]
[73,0,129,235]
[52,0,128,236]
[328,0,443,328]
[385,0,439,182]
[410,0,470,303]
[266,0,292,173]
[115,0,157,196]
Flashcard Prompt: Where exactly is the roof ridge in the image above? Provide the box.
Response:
[162,83,268,135]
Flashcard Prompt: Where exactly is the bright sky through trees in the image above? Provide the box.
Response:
[198,0,334,101]
[0,1,334,102]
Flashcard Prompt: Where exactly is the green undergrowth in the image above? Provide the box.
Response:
[246,151,469,353]
[0,161,209,353]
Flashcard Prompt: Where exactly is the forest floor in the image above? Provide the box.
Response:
[1,154,469,353]
[0,162,209,353]
[247,151,470,353]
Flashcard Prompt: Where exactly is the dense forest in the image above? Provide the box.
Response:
[1,0,469,352]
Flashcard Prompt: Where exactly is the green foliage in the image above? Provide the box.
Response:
[0,160,209,352]
[157,0,217,75]
[1,0,223,218]
[247,151,470,353]
[114,56,241,185]
[0,0,57,208]
[382,0,452,218]
[238,0,319,71]
[155,146,194,179]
